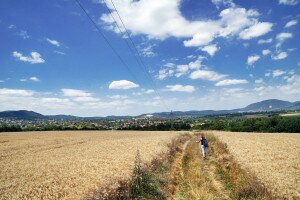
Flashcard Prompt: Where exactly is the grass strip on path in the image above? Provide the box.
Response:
[173,133,276,200]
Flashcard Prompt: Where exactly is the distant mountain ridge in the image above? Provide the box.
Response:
[0,99,299,120]
[140,99,300,118]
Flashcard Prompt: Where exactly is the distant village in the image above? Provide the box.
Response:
[1,109,299,133]
[0,117,192,132]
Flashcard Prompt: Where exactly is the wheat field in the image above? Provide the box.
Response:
[209,131,300,199]
[0,131,179,200]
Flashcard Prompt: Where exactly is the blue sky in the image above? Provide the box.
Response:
[0,0,299,116]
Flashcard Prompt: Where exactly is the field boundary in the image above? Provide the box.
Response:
[83,133,192,200]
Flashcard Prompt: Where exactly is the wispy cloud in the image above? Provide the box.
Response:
[278,0,298,5]
[54,50,65,55]
[0,88,34,96]
[255,78,264,84]
[272,51,288,60]
[285,19,298,28]
[139,44,156,57]
[61,89,92,97]
[20,77,40,82]
[144,89,155,94]
[108,95,128,99]
[211,0,235,8]
[17,30,30,39]
[46,38,61,47]
[8,24,16,29]
[166,84,195,92]
[258,38,272,44]
[215,79,248,86]
[271,70,286,77]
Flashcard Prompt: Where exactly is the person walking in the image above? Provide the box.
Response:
[199,133,208,159]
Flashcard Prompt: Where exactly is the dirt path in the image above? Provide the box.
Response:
[168,136,230,200]
[168,140,190,199]
[207,164,230,199]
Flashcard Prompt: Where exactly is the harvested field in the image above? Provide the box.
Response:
[0,131,179,200]
[209,131,300,199]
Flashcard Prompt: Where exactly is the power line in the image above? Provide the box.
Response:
[102,0,146,82]
[74,0,140,84]
[107,0,170,110]
[75,0,171,113]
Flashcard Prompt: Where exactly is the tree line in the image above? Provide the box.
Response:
[1,116,299,133]
[198,116,300,133]
[0,121,191,132]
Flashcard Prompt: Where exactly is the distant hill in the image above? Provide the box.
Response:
[0,110,47,120]
[47,115,80,121]
[140,110,233,118]
[290,101,300,110]
[241,99,293,112]
[0,99,299,120]
[140,99,300,118]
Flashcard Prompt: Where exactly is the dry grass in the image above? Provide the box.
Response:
[177,138,225,200]
[0,131,179,200]
[280,112,300,117]
[208,131,300,199]
[175,134,268,200]
[85,133,192,200]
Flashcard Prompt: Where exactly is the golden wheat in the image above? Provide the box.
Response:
[208,131,300,199]
[0,131,179,200]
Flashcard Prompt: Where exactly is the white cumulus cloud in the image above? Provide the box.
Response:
[201,44,219,56]
[175,56,204,77]
[262,49,271,56]
[29,77,40,82]
[13,51,45,64]
[276,32,293,47]
[101,1,272,47]
[109,80,139,89]
[272,51,288,60]
[247,55,260,65]
[189,69,227,81]
[239,22,273,40]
